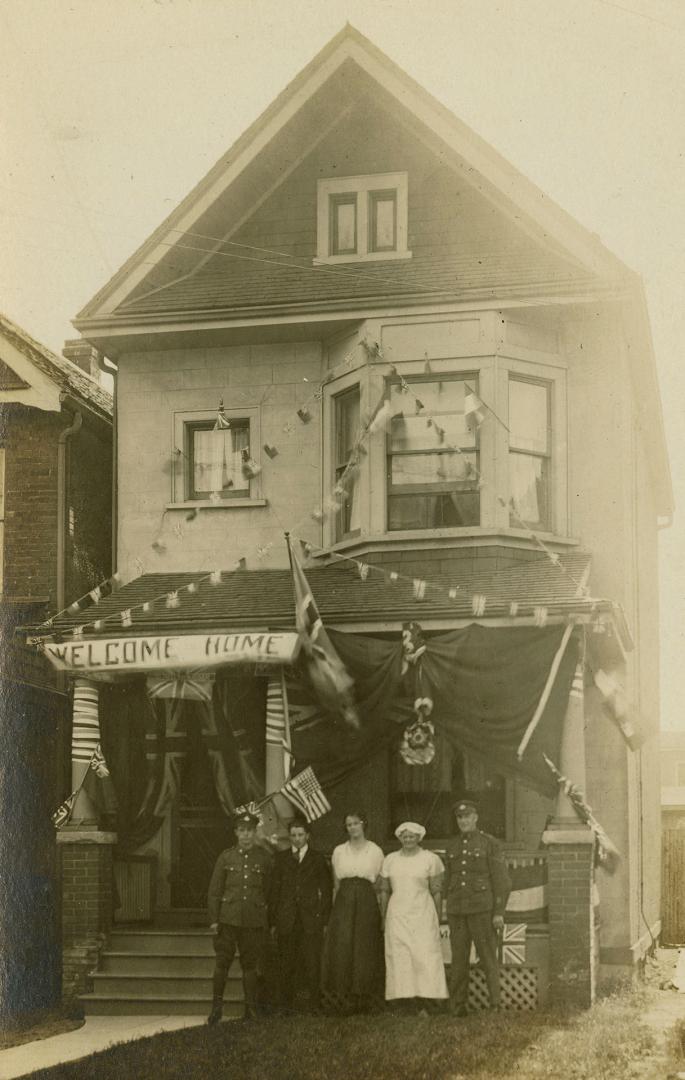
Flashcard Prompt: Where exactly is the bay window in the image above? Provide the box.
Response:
[334,386,361,540]
[508,378,551,531]
[386,375,479,531]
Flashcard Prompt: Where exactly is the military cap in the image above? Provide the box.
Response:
[233,809,259,829]
[453,798,478,815]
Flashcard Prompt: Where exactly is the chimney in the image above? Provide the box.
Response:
[62,338,102,379]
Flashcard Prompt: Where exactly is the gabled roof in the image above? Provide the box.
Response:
[0,312,112,421]
[45,551,607,639]
[75,24,629,332]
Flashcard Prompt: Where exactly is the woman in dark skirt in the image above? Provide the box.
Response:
[323,811,384,1013]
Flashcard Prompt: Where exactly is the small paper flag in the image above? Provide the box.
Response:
[263,444,279,458]
[413,579,426,600]
[121,609,132,627]
[166,592,180,609]
[297,407,312,424]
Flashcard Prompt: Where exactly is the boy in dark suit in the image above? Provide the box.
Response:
[270,817,332,1013]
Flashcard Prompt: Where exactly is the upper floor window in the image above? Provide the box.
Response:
[334,386,361,540]
[386,376,480,531]
[508,377,551,531]
[186,419,250,500]
[316,173,410,265]
[171,405,263,507]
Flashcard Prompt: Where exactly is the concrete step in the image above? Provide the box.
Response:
[90,973,242,997]
[107,931,215,955]
[80,994,244,1017]
[99,952,241,977]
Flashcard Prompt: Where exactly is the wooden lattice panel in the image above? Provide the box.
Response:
[467,965,537,1012]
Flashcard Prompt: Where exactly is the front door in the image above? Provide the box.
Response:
[170,723,228,909]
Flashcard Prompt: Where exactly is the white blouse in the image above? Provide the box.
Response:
[332,840,384,883]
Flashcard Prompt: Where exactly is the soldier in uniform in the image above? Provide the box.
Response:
[207,810,274,1025]
[444,799,511,1016]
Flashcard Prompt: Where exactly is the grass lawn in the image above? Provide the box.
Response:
[0,1007,83,1051]
[25,990,676,1080]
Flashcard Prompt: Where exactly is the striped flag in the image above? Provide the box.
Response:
[281,766,331,822]
[286,535,358,728]
[71,679,100,763]
[266,672,292,779]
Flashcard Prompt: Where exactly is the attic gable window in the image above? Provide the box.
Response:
[316,173,410,264]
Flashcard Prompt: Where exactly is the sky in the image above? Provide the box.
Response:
[1,0,684,726]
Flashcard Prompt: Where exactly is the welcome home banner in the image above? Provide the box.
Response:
[43,631,300,674]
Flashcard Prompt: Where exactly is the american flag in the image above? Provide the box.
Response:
[281,766,331,822]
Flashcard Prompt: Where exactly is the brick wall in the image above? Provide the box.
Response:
[1,405,62,605]
[59,836,115,999]
[0,403,112,608]
[546,839,595,1006]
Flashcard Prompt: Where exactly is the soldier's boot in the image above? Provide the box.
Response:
[243,970,260,1020]
[207,998,223,1025]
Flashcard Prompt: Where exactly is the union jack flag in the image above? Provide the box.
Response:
[287,536,358,727]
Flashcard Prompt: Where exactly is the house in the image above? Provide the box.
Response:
[38,27,671,1013]
[0,313,112,1020]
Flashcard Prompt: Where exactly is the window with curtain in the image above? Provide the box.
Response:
[386,375,480,531]
[508,378,551,530]
[186,420,250,500]
[334,386,361,539]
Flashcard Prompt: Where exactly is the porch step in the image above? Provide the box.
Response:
[107,930,216,955]
[81,927,246,1017]
[100,952,240,977]
[90,973,243,997]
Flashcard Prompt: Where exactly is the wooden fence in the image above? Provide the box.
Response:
[662,828,685,945]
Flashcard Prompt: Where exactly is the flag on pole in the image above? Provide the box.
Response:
[281,766,331,822]
[543,753,620,872]
[82,743,118,821]
[592,668,645,751]
[464,388,486,427]
[286,534,359,727]
[52,790,78,829]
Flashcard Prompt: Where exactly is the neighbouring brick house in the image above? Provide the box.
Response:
[39,27,670,1014]
[0,313,112,1019]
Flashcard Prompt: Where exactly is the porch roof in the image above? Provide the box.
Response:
[40,551,618,641]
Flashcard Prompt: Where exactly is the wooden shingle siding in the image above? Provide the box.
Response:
[120,103,594,318]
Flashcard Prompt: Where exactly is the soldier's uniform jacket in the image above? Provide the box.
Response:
[444,829,511,916]
[207,844,273,928]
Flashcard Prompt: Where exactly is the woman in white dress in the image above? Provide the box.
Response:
[379,822,448,1009]
[323,810,385,1013]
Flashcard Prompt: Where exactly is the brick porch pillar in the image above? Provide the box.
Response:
[57,830,116,999]
[543,662,596,1007]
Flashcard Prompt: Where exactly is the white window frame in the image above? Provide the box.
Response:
[170,407,265,509]
[315,172,411,264]
[321,348,569,548]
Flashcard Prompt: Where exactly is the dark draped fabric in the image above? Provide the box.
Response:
[99,672,267,851]
[290,625,578,798]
